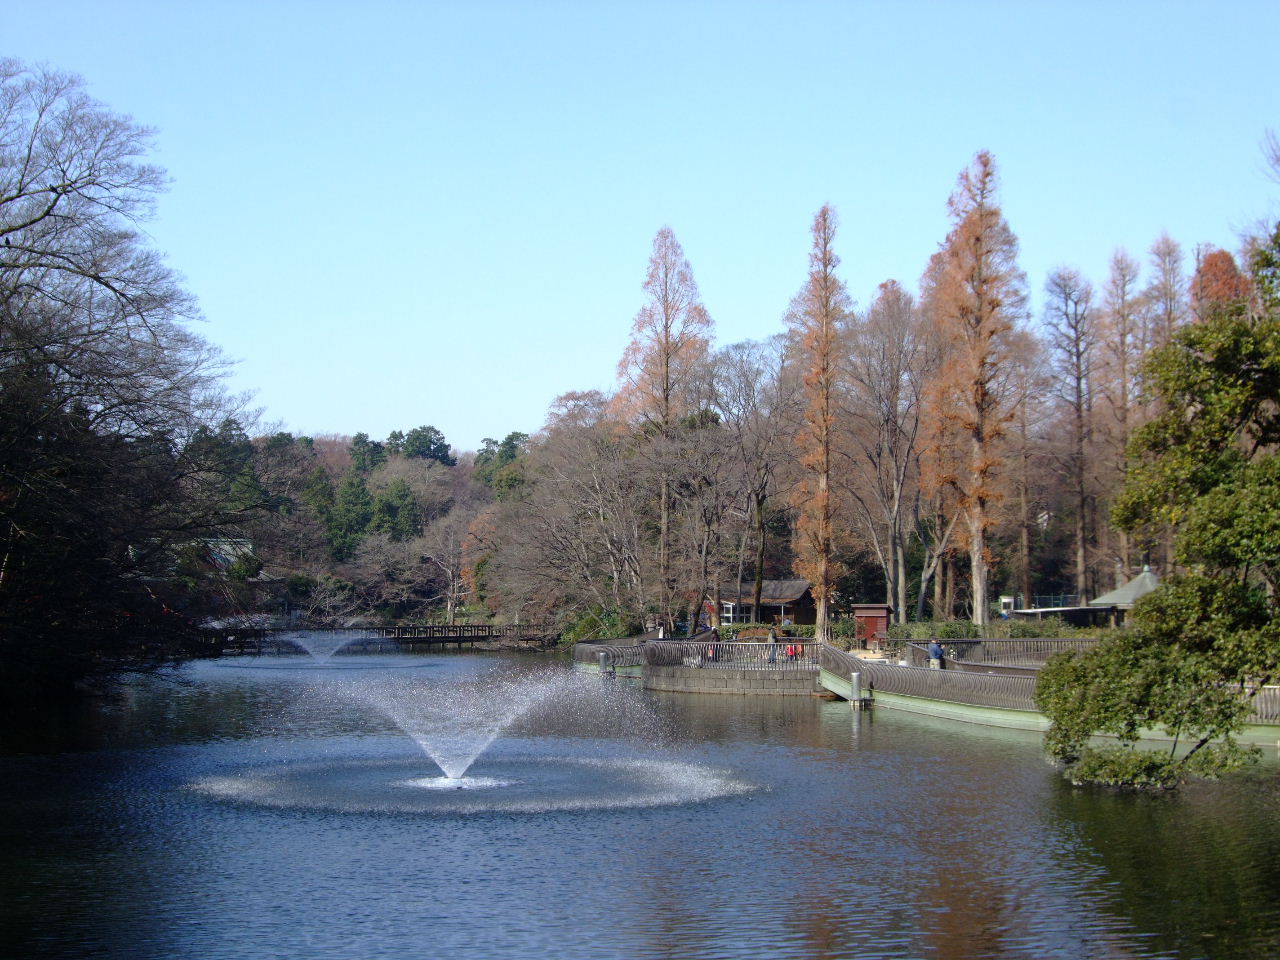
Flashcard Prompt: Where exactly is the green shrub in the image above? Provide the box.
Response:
[719,622,768,640]
[562,608,642,643]
[719,622,814,640]
[1065,745,1183,790]
[227,553,263,582]
[887,618,1111,640]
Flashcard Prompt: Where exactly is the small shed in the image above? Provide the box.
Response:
[849,603,893,649]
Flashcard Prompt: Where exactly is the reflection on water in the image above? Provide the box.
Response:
[2,651,1279,959]
[1050,774,1280,958]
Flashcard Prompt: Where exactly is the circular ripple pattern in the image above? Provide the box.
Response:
[192,754,754,814]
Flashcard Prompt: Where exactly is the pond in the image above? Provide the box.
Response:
[2,650,1279,960]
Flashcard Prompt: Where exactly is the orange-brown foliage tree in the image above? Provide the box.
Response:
[920,152,1027,625]
[788,205,850,643]
[1191,247,1252,320]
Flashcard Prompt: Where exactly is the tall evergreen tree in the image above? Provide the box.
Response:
[401,425,455,466]
[328,473,374,561]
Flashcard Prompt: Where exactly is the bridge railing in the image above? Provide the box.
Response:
[571,641,647,667]
[643,640,819,671]
[197,622,558,655]
[1246,685,1280,723]
[205,623,552,637]
[817,643,863,678]
[857,657,1042,711]
[902,638,1101,669]
[897,643,1280,724]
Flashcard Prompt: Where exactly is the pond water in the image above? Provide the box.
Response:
[3,650,1279,960]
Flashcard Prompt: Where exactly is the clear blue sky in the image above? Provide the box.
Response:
[9,1,1279,453]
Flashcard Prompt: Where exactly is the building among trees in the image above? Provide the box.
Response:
[712,580,816,626]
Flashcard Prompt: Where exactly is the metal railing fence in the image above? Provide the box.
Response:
[903,638,1100,669]
[643,640,819,671]
[857,658,1042,711]
[572,639,1280,725]
[817,644,864,679]
[572,641,647,667]
[1246,685,1280,723]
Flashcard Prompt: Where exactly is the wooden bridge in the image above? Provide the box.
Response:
[198,623,559,657]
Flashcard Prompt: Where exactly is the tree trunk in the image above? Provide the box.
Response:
[942,554,956,620]
[969,506,990,626]
[752,494,767,623]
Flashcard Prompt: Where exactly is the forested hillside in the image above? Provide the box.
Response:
[4,55,1278,699]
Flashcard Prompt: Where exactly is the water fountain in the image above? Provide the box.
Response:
[212,629,431,672]
[191,660,754,814]
[281,629,359,663]
[351,669,574,780]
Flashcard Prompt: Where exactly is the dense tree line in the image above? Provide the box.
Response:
[0,59,517,700]
[5,54,1277,744]
[236,424,517,626]
[0,60,248,701]
[1037,220,1280,786]
[462,149,1277,646]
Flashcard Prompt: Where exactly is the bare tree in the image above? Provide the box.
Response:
[1096,249,1144,583]
[419,508,479,624]
[1145,233,1188,351]
[1143,233,1189,573]
[839,280,930,622]
[484,391,648,628]
[615,227,713,630]
[0,60,218,429]
[1044,266,1096,599]
[0,60,240,694]
[714,336,799,623]
[1006,341,1051,609]
[669,370,737,634]
[1263,128,1280,183]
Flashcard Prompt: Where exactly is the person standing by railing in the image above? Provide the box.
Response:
[928,640,945,668]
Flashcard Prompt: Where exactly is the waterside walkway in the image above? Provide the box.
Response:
[574,636,1280,747]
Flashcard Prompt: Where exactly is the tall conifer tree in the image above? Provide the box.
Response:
[788,206,850,643]
[921,152,1027,625]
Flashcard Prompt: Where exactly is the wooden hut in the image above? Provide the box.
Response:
[711,579,816,626]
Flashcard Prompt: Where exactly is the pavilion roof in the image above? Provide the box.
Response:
[1089,567,1161,608]
[716,579,811,604]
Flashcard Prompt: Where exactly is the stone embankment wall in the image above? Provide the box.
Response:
[642,665,823,696]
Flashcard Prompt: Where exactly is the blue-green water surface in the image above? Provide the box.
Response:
[2,652,1278,960]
